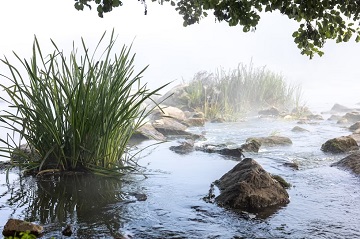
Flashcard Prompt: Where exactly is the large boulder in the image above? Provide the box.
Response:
[2,219,43,237]
[321,136,359,153]
[246,136,292,147]
[214,158,290,211]
[240,139,261,153]
[151,117,189,136]
[331,152,360,175]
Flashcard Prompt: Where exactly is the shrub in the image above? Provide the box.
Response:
[0,30,167,176]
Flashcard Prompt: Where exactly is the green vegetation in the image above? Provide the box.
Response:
[184,63,302,121]
[5,231,37,239]
[0,30,167,176]
[74,0,360,58]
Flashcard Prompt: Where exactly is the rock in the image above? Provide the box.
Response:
[210,117,225,123]
[327,114,342,121]
[151,118,188,136]
[291,126,309,132]
[132,123,166,141]
[246,136,292,147]
[214,158,290,211]
[307,114,324,120]
[321,136,359,153]
[150,105,187,122]
[155,84,190,110]
[337,118,349,124]
[195,144,245,158]
[169,140,194,154]
[291,106,313,117]
[11,144,41,163]
[350,133,360,144]
[331,152,360,175]
[349,122,360,132]
[258,106,280,116]
[183,117,206,127]
[283,162,299,170]
[342,112,360,123]
[2,219,43,237]
[329,103,353,113]
[62,224,73,237]
[240,139,261,153]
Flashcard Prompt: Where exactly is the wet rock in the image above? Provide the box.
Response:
[2,219,43,237]
[337,118,349,124]
[350,133,360,144]
[291,126,309,132]
[291,106,313,117]
[240,139,261,153]
[321,136,359,153]
[62,224,73,237]
[214,158,290,211]
[271,174,291,189]
[258,106,280,116]
[283,162,299,170]
[169,140,194,154]
[331,152,360,175]
[246,136,292,147]
[133,123,166,141]
[195,144,245,159]
[349,122,360,132]
[130,193,147,201]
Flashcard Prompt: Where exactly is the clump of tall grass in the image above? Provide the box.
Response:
[185,62,303,120]
[0,30,167,176]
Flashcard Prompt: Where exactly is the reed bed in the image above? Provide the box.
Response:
[185,62,303,120]
[0,30,167,176]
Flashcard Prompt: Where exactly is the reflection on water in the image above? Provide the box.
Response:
[1,110,360,238]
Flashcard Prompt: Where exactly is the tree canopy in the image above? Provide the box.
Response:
[74,0,360,58]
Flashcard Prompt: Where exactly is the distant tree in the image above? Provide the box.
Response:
[74,0,360,58]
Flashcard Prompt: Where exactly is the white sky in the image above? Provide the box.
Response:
[0,0,359,109]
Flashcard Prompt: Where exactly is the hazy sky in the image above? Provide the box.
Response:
[1,0,359,109]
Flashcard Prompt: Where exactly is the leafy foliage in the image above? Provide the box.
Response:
[0,30,167,176]
[74,0,360,58]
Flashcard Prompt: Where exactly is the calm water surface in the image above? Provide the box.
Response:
[1,103,360,239]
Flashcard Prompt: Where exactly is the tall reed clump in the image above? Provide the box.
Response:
[0,30,167,176]
[185,62,303,120]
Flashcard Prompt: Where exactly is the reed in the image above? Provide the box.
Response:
[185,62,303,120]
[0,30,167,176]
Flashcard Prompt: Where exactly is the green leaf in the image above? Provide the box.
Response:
[113,0,121,7]
[74,2,84,11]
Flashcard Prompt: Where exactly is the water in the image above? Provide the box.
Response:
[1,106,360,238]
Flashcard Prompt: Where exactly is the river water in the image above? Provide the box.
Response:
[1,103,360,239]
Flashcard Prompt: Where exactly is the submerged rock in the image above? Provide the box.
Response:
[195,144,245,159]
[321,136,359,153]
[214,158,290,212]
[291,126,309,132]
[2,219,43,237]
[169,140,195,154]
[331,152,360,175]
[240,139,261,153]
[246,136,292,147]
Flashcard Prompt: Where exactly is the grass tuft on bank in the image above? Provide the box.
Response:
[0,30,167,176]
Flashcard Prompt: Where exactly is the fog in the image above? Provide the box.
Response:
[1,0,359,110]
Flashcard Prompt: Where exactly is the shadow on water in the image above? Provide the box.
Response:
[0,171,146,238]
